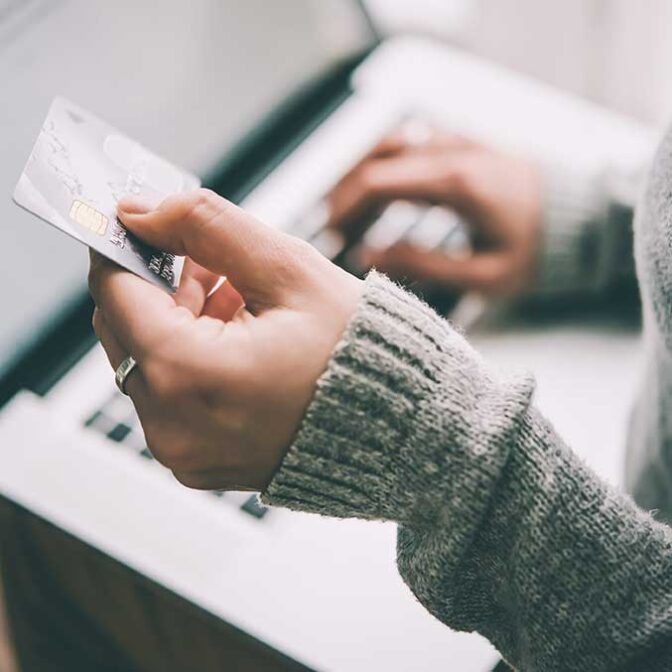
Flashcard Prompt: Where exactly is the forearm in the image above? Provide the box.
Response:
[396,403,672,671]
[264,272,672,671]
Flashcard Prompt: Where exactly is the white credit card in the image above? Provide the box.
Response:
[13,97,201,292]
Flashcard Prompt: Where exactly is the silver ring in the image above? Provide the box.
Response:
[115,356,138,396]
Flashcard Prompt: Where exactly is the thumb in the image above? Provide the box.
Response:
[118,189,288,308]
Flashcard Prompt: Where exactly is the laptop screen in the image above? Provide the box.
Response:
[0,0,375,378]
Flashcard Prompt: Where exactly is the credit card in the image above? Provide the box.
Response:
[13,97,201,292]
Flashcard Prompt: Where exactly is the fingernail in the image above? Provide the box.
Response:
[117,196,156,215]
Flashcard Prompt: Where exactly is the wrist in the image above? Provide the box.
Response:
[262,271,533,526]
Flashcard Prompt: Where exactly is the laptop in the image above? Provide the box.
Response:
[0,1,655,670]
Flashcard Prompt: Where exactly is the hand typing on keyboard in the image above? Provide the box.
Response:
[87,189,363,492]
[327,130,543,296]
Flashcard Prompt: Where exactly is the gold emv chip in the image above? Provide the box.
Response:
[69,199,108,236]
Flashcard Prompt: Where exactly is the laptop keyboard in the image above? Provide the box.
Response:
[297,199,469,264]
[84,391,269,520]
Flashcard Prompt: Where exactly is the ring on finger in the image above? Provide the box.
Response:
[115,355,139,396]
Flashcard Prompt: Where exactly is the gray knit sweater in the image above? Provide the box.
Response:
[263,129,672,671]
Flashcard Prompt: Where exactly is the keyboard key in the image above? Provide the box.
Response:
[85,410,116,435]
[406,206,461,250]
[442,224,470,258]
[84,397,271,523]
[84,410,103,427]
[240,495,269,519]
[107,423,132,443]
[363,200,423,251]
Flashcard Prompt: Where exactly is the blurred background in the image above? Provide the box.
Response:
[368,0,672,126]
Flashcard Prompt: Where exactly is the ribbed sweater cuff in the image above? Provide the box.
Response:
[262,271,532,524]
[532,166,611,297]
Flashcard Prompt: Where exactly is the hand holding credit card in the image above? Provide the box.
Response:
[13,97,201,292]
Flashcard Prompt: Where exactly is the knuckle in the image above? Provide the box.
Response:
[193,187,220,207]
[357,163,379,193]
[151,374,184,402]
[172,471,195,488]
[169,187,223,215]
[172,471,213,491]
[444,165,474,197]
[165,444,199,472]
[264,235,320,290]
[162,305,197,337]
[286,236,319,267]
[143,357,189,401]
[144,430,197,472]
[181,188,231,250]
[187,188,227,221]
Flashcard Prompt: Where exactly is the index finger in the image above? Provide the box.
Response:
[88,250,192,361]
[367,131,408,158]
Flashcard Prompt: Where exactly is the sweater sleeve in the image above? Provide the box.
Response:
[530,164,639,298]
[263,271,672,672]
